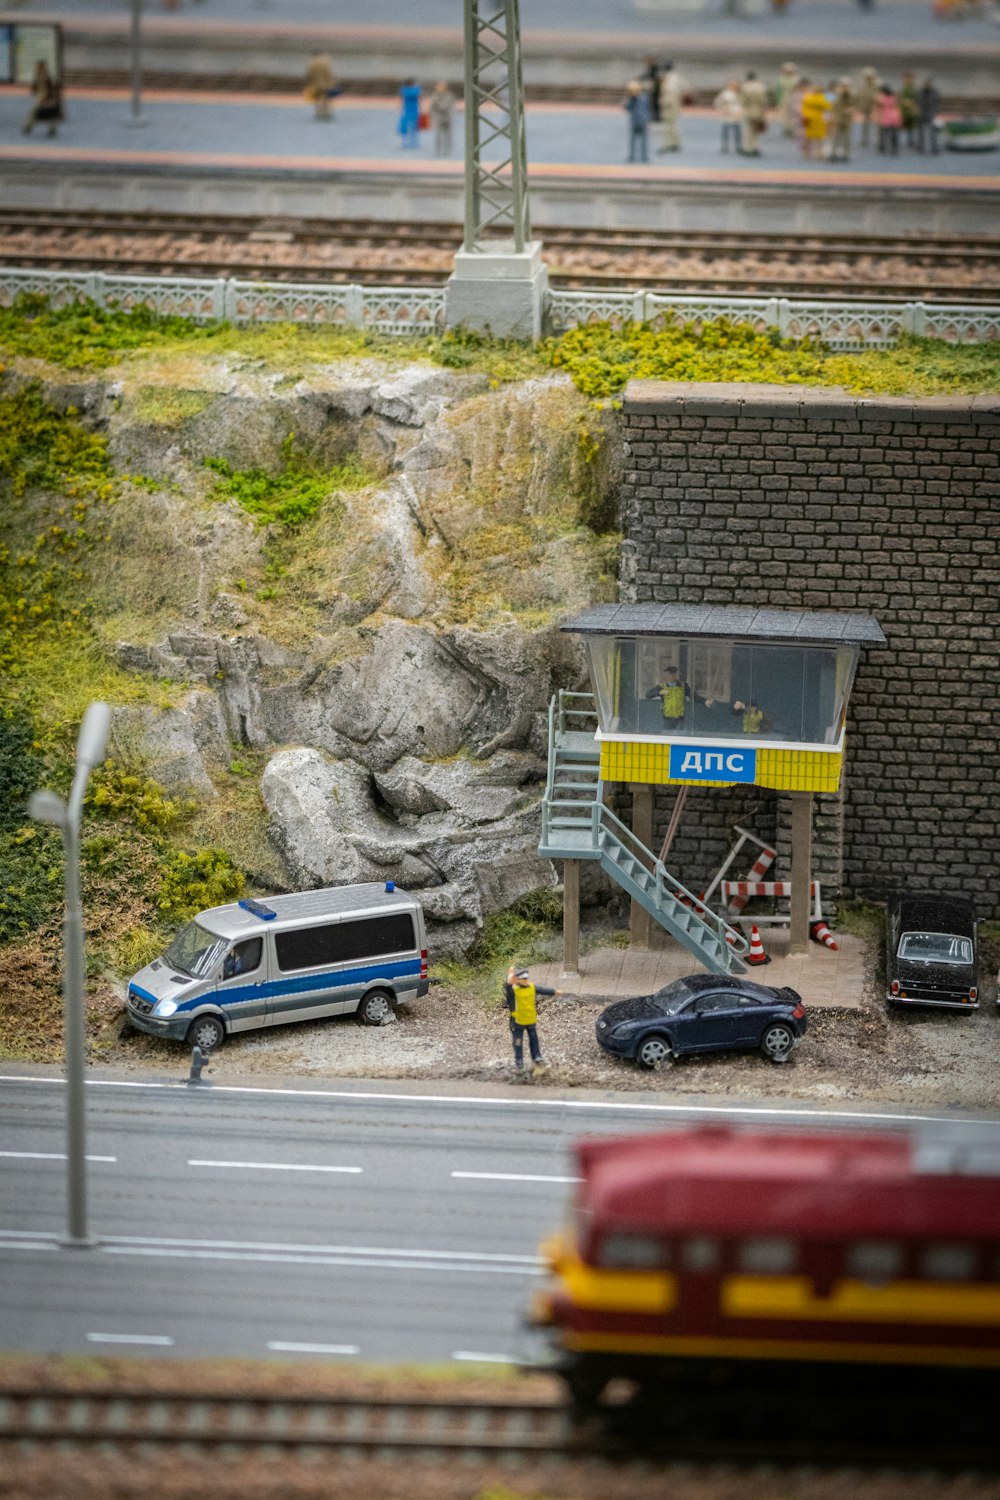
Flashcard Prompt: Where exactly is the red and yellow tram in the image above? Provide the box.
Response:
[532,1126,1000,1406]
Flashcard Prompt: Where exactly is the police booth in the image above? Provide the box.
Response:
[560,604,885,955]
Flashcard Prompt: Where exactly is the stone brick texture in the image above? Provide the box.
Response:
[618,382,1000,919]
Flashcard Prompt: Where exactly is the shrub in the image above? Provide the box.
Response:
[0,715,45,833]
[157,848,245,924]
[86,763,195,831]
[204,438,372,529]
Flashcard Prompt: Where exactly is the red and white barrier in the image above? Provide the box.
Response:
[726,843,776,914]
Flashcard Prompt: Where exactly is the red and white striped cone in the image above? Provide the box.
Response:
[746,924,771,965]
[811,920,839,951]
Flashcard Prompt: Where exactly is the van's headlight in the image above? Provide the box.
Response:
[153,1000,178,1018]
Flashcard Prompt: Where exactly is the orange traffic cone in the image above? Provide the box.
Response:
[746,924,771,965]
[811,920,839,951]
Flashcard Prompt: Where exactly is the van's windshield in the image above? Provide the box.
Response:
[164,921,227,978]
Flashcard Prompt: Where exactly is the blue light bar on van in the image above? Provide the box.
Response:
[239,898,277,920]
[385,881,395,892]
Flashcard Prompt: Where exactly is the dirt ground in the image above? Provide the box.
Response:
[102,926,1000,1112]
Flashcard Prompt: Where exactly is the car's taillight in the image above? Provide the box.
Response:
[790,1002,805,1019]
[420,949,428,978]
[890,980,900,995]
[969,987,978,1002]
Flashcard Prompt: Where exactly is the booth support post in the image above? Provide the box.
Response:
[629,783,654,948]
[562,858,580,975]
[789,791,813,954]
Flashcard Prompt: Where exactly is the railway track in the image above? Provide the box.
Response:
[2,210,998,302]
[1,1386,998,1472]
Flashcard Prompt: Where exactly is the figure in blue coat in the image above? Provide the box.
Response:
[399,79,422,149]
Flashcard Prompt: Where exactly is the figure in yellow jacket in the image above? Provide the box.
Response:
[504,967,563,1075]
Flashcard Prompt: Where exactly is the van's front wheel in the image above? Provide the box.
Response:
[186,1014,225,1053]
[357,989,394,1026]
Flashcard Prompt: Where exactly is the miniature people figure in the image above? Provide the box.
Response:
[642,56,662,121]
[828,77,855,161]
[398,78,422,149]
[304,52,336,121]
[733,700,764,734]
[714,78,744,154]
[657,61,686,152]
[504,967,562,1077]
[644,665,691,724]
[856,66,881,148]
[877,86,902,154]
[739,71,769,156]
[800,79,832,159]
[22,60,63,138]
[429,81,455,156]
[624,79,652,162]
[917,77,942,153]
[776,61,800,137]
[899,70,919,146]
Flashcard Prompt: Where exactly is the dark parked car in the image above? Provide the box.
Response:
[886,891,978,1010]
[595,973,807,1069]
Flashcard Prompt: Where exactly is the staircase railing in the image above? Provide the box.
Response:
[592,799,749,960]
[555,688,598,738]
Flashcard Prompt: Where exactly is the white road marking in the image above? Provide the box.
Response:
[451,1171,582,1184]
[187,1159,361,1174]
[0,1073,991,1128]
[266,1341,359,1355]
[86,1332,175,1346]
[100,1245,543,1275]
[452,1351,517,1364]
[0,1151,117,1162]
[0,1228,542,1274]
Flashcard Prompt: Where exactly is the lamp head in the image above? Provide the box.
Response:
[76,702,111,771]
[29,790,67,827]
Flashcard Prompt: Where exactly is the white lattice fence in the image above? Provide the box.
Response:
[548,288,1000,349]
[0,266,996,348]
[0,268,446,333]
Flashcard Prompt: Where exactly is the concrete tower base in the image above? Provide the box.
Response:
[445,242,548,341]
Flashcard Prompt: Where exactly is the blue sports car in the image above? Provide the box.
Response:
[595,973,807,1069]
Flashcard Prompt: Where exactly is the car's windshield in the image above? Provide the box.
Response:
[898,931,973,966]
[652,979,695,1014]
[164,920,226,978]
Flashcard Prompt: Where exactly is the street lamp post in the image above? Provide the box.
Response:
[29,702,112,1248]
[126,0,147,127]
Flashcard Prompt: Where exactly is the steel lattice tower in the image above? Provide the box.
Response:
[463,0,531,253]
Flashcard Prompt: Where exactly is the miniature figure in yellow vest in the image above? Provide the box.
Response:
[504,967,563,1076]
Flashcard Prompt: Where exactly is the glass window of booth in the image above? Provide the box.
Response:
[587,635,859,747]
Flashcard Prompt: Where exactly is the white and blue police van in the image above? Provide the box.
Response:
[125,882,429,1052]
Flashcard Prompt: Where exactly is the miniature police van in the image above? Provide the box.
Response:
[126,882,429,1052]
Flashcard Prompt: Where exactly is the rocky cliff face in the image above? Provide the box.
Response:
[77,352,620,950]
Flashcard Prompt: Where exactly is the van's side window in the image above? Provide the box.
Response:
[224,937,263,979]
[275,913,416,973]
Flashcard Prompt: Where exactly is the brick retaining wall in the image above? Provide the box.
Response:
[618,381,1000,917]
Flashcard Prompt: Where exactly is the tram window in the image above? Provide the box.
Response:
[738,1237,797,1274]
[846,1241,903,1284]
[681,1237,721,1273]
[920,1244,977,1282]
[597,1233,670,1270]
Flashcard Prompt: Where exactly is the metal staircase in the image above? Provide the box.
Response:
[538,691,749,976]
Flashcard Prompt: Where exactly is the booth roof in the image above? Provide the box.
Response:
[562,604,886,647]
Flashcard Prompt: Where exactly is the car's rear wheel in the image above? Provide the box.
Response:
[357,988,394,1026]
[636,1034,673,1070]
[760,1022,795,1063]
[186,1014,225,1053]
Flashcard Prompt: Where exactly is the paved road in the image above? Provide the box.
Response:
[2,87,997,186]
[3,1071,999,1364]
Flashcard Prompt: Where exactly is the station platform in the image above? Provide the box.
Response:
[4,3,1000,103]
[2,87,998,232]
[531,927,867,1010]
